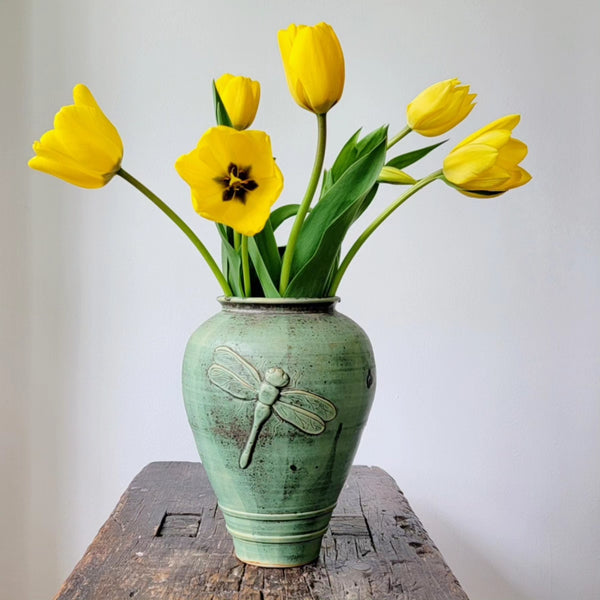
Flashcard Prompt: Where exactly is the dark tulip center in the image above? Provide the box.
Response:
[215,163,258,204]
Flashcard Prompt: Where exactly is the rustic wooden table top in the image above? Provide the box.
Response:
[54,462,469,600]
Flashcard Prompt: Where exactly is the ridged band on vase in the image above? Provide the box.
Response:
[219,502,337,566]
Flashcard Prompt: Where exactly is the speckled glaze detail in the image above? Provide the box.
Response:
[182,297,376,567]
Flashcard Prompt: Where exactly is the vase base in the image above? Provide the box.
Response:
[221,502,333,568]
[233,538,322,568]
[235,556,319,568]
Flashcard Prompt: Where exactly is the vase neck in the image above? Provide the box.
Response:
[218,297,340,314]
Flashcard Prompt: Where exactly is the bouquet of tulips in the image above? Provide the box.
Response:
[29,22,530,299]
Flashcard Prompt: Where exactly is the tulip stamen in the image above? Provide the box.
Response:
[215,162,259,204]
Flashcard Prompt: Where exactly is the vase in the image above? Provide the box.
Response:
[182,297,376,567]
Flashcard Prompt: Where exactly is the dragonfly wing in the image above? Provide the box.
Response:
[273,401,326,435]
[279,389,337,422]
[208,364,257,400]
[213,346,261,386]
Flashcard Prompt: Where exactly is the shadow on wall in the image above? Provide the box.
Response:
[1,2,32,600]
[416,504,531,600]
[9,2,82,597]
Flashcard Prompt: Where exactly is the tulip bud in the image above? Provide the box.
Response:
[407,79,476,137]
[215,74,261,130]
[278,22,345,115]
[377,166,416,185]
[443,115,531,198]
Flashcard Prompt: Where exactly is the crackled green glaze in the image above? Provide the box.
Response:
[182,297,376,567]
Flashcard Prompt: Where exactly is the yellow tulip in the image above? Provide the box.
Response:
[28,84,123,189]
[407,78,476,137]
[278,22,345,115]
[175,126,284,236]
[443,115,531,198]
[215,74,261,130]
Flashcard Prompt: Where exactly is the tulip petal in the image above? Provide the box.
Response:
[443,144,499,185]
[464,164,512,188]
[54,107,122,173]
[454,114,520,150]
[28,155,108,188]
[73,83,99,107]
[71,85,123,154]
[473,129,513,149]
[32,135,105,176]
[407,79,455,126]
[499,166,532,190]
[497,138,528,165]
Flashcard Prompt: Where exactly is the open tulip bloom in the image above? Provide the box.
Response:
[29,22,531,299]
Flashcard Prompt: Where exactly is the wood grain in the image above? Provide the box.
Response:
[54,462,469,600]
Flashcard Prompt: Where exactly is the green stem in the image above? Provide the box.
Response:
[387,125,412,150]
[328,169,443,296]
[117,168,233,296]
[241,235,251,297]
[279,113,327,295]
[234,231,241,251]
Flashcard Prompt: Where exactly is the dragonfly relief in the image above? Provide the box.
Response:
[208,346,337,469]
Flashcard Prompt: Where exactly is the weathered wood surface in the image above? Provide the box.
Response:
[54,462,469,600]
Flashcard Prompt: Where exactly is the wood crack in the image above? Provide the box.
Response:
[357,486,376,552]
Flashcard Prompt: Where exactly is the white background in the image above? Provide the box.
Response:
[2,1,599,599]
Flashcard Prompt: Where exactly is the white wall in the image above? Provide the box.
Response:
[2,1,599,599]
[1,3,30,599]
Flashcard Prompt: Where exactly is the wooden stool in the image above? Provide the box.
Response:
[54,462,469,599]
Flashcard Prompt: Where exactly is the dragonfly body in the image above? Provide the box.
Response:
[240,402,272,468]
[208,346,337,469]
[259,368,288,405]
[240,373,289,468]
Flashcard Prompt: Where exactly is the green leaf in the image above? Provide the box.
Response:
[321,129,362,194]
[216,224,243,296]
[284,126,388,298]
[248,238,281,298]
[212,80,233,128]
[216,224,230,279]
[269,204,302,232]
[385,140,447,170]
[323,247,341,295]
[216,223,235,248]
[353,183,379,222]
[252,220,282,286]
[321,168,334,194]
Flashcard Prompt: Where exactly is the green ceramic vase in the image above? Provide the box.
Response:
[182,297,376,567]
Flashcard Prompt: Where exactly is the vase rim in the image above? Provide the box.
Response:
[218,296,340,307]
